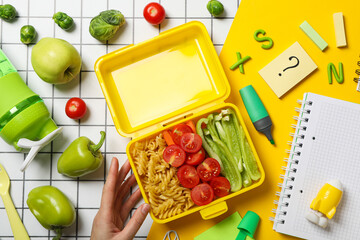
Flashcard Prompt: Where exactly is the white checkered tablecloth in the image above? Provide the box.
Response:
[0,0,240,239]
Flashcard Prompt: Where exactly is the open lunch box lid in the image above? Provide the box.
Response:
[95,21,231,138]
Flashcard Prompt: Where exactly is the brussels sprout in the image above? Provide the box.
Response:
[207,0,224,17]
[53,12,74,30]
[20,25,36,44]
[89,9,125,41]
[0,4,17,20]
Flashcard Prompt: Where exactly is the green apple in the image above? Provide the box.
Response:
[31,38,81,84]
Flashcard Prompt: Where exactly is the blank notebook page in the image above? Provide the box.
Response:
[273,93,360,240]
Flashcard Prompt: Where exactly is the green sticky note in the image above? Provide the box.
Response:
[300,21,328,51]
[195,212,242,240]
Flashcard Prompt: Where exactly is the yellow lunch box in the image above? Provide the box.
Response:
[94,21,265,224]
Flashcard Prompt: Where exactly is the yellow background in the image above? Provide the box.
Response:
[148,0,360,238]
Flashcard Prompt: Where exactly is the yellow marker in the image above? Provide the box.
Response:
[305,180,343,228]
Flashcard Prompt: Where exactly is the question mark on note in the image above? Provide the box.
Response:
[278,56,300,76]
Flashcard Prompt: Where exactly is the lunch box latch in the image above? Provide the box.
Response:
[199,201,228,220]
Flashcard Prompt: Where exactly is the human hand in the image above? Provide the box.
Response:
[91,157,150,240]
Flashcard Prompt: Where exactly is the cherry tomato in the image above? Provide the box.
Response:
[191,183,214,206]
[180,133,202,153]
[143,2,165,25]
[171,124,193,145]
[210,177,231,197]
[177,165,200,188]
[163,145,186,167]
[186,148,205,166]
[197,158,221,182]
[65,97,87,119]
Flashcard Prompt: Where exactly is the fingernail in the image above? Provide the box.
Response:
[142,203,150,214]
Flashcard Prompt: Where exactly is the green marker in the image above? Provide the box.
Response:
[235,211,260,240]
[240,85,274,145]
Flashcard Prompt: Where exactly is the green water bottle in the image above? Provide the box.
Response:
[0,49,62,171]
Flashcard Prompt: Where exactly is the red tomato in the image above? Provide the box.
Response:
[143,2,165,25]
[210,177,231,197]
[180,133,202,153]
[171,124,193,145]
[177,165,200,188]
[163,145,186,167]
[186,148,205,165]
[191,183,214,206]
[65,97,87,119]
[197,158,221,182]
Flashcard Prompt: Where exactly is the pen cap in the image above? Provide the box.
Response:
[239,85,269,123]
[237,211,260,237]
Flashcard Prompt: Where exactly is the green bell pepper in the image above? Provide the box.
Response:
[27,185,75,240]
[57,131,106,178]
[197,118,242,192]
[222,109,261,181]
[218,113,244,172]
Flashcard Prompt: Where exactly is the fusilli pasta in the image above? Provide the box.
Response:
[131,133,194,219]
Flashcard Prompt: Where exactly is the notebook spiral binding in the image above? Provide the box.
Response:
[353,57,360,83]
[269,99,313,227]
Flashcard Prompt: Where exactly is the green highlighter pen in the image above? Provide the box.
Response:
[239,85,274,145]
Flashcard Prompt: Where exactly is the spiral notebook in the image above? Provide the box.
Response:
[272,93,360,240]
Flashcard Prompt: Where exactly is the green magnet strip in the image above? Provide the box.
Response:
[327,62,344,84]
[230,55,251,70]
[300,21,328,51]
[236,52,244,74]
[254,29,274,49]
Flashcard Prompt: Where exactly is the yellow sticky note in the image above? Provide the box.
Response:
[258,42,317,98]
[333,12,347,47]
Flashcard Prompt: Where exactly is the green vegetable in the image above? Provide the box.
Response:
[241,167,253,188]
[27,186,75,240]
[207,0,224,17]
[89,9,125,41]
[222,108,261,181]
[20,25,36,44]
[220,113,243,172]
[197,108,262,192]
[53,12,74,30]
[243,141,261,181]
[57,131,106,178]
[197,118,242,192]
[0,4,16,20]
[197,118,222,164]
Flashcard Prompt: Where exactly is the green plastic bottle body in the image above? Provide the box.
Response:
[0,50,59,150]
[239,85,269,122]
[0,72,37,117]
